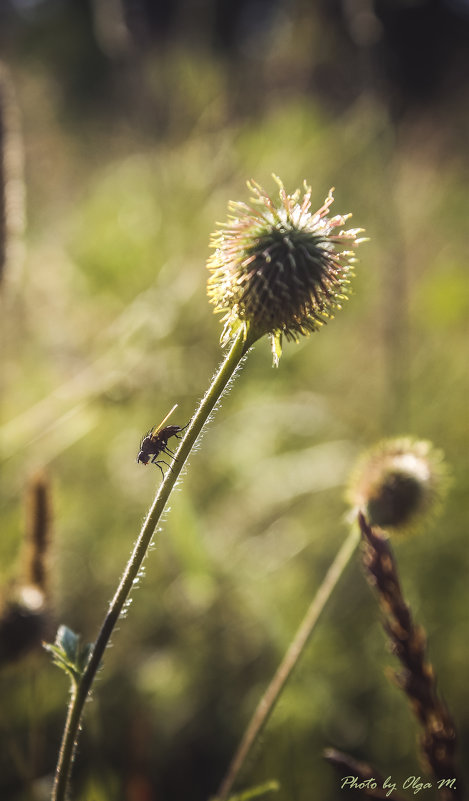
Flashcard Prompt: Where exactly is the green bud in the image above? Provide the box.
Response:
[347,438,448,536]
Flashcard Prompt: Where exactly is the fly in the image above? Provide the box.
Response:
[137,404,188,478]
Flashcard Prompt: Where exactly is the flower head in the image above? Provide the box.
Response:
[207,176,365,365]
[347,438,448,536]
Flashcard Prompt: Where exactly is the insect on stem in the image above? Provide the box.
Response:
[136,404,189,478]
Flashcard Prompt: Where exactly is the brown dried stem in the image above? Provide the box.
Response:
[358,512,462,801]
[0,72,6,282]
[24,471,52,594]
[0,473,52,664]
[0,64,25,291]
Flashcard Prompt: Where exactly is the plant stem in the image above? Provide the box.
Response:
[358,513,463,801]
[216,523,361,801]
[52,328,255,801]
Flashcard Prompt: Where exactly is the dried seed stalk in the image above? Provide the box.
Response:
[358,512,462,801]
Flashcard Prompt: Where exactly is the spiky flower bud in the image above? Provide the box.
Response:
[347,438,448,536]
[207,176,365,365]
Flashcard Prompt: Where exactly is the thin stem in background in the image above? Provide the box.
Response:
[52,328,255,801]
[216,523,361,801]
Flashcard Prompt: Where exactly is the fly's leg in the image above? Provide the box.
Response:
[163,445,181,463]
[151,456,174,476]
[152,461,165,480]
[176,422,190,436]
[150,455,172,468]
[163,424,189,459]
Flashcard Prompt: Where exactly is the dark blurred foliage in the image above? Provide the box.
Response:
[1,0,469,122]
[318,0,469,112]
[0,1,468,801]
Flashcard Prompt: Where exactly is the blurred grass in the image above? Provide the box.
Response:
[1,33,468,801]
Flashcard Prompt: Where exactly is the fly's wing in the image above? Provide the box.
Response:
[149,404,178,440]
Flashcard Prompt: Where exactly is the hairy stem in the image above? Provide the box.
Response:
[52,328,255,801]
[216,523,360,801]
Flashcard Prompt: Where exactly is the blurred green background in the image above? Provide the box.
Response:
[1,1,468,800]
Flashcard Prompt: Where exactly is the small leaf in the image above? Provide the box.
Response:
[227,780,280,801]
[57,625,80,663]
[44,625,93,685]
